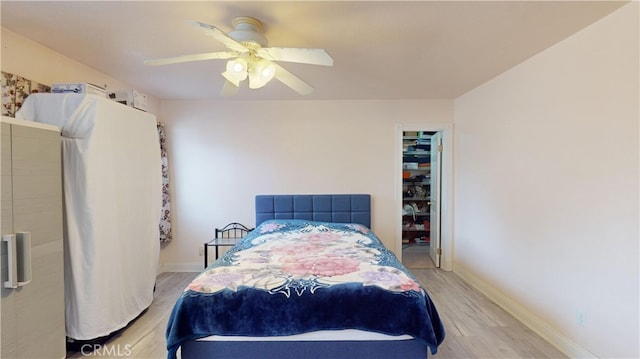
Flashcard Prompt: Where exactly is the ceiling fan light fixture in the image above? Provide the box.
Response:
[227,58,248,76]
[231,62,244,73]
[248,60,276,89]
[221,71,240,87]
[146,17,333,95]
[228,16,269,48]
[222,58,248,86]
[260,62,276,80]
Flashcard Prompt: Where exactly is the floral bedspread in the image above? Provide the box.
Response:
[166,220,445,358]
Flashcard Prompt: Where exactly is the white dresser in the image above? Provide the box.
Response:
[1,116,65,358]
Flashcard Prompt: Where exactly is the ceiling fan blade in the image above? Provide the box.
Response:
[145,52,235,66]
[256,47,334,66]
[272,63,314,95]
[188,20,249,54]
[221,80,239,97]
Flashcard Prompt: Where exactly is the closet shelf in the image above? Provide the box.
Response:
[403,180,430,185]
[402,131,434,242]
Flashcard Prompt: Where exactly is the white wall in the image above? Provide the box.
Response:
[453,3,638,358]
[0,25,456,269]
[158,99,453,269]
[0,28,160,114]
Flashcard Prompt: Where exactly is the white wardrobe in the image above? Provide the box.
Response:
[1,117,66,358]
[16,94,163,341]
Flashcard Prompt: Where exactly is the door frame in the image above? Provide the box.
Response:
[429,131,442,267]
[396,123,453,271]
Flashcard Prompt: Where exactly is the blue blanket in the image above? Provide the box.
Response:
[166,220,445,357]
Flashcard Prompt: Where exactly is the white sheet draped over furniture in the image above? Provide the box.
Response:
[16,93,162,340]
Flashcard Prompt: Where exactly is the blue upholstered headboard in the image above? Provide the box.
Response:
[255,194,371,228]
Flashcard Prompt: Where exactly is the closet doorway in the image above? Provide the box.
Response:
[397,124,452,271]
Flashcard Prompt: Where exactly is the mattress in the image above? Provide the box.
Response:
[196,330,413,342]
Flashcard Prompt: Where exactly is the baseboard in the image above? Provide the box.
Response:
[159,261,202,273]
[453,264,596,359]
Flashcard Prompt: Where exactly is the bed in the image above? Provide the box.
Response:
[167,194,445,358]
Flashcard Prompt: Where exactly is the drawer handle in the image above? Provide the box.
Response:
[2,232,32,288]
[16,232,32,287]
[3,234,17,288]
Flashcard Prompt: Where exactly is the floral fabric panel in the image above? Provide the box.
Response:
[2,72,50,117]
[157,122,172,243]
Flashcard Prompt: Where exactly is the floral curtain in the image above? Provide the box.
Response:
[157,122,173,243]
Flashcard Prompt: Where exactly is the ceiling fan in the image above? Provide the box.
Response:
[144,16,334,95]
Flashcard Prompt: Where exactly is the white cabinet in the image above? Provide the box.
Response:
[1,117,65,358]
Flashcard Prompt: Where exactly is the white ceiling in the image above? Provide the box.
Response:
[0,1,627,101]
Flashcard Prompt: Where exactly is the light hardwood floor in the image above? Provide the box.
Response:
[66,272,198,359]
[413,270,567,358]
[67,269,567,358]
[403,243,436,269]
